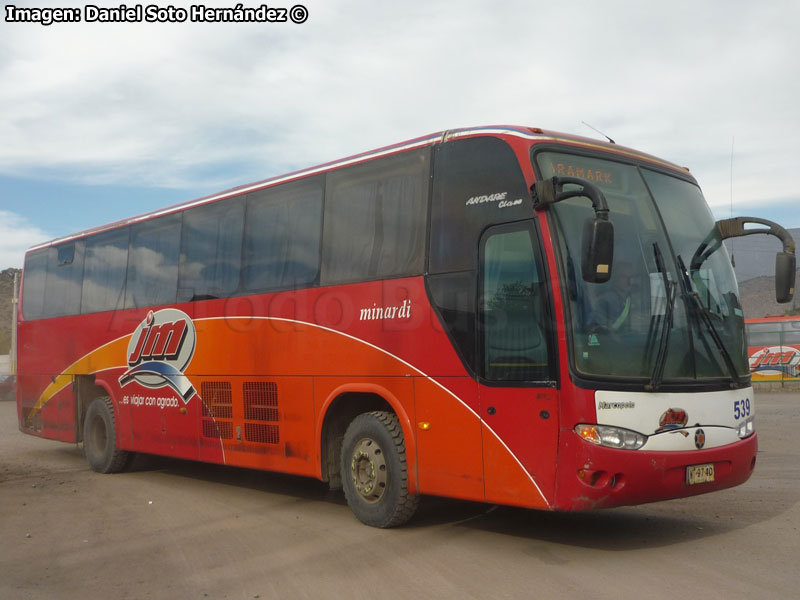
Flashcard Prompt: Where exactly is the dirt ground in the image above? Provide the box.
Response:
[1,392,798,600]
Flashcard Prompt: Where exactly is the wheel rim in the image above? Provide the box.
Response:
[350,437,387,503]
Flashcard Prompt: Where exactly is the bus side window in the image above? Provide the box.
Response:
[427,136,532,373]
[429,137,532,274]
[21,248,48,320]
[244,177,324,292]
[321,148,429,285]
[481,225,550,382]
[82,227,130,314]
[125,214,181,309]
[783,321,800,345]
[746,322,781,347]
[43,241,85,318]
[180,197,245,301]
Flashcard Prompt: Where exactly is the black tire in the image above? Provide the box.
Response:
[341,411,419,528]
[83,396,131,474]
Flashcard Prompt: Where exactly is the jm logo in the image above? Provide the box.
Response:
[119,308,197,402]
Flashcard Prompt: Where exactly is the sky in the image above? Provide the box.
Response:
[1,0,799,268]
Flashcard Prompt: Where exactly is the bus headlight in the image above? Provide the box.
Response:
[737,416,755,439]
[574,424,647,450]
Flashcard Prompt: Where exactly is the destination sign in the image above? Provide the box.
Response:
[536,152,627,193]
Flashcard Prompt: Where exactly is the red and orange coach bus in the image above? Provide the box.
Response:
[16,126,797,527]
[746,316,800,383]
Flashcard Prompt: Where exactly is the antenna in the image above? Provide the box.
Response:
[729,136,736,268]
[730,136,735,219]
[581,121,615,144]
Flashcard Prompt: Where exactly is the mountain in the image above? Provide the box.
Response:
[724,227,800,284]
[0,269,21,354]
[722,226,800,317]
[737,269,800,318]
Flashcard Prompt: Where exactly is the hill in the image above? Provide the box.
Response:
[723,226,800,317]
[724,227,800,283]
[737,269,800,318]
[0,269,21,354]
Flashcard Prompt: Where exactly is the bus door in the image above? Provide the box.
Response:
[478,222,559,508]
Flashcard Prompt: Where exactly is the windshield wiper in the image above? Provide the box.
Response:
[677,255,743,386]
[646,243,676,391]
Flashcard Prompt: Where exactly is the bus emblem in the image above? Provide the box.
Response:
[119,308,197,402]
[656,408,688,433]
[694,429,706,449]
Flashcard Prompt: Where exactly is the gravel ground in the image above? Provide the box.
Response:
[1,391,798,600]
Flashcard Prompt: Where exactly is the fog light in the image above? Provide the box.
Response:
[574,424,647,450]
[737,416,755,439]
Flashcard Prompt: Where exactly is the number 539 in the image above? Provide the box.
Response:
[734,398,751,420]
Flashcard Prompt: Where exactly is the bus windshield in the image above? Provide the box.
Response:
[537,151,748,384]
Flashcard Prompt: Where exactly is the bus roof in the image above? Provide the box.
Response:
[27,125,688,253]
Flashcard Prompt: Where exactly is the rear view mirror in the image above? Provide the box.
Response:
[776,251,796,304]
[581,218,614,283]
[532,175,614,283]
[713,217,795,303]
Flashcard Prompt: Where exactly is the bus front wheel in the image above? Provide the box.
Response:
[83,396,131,474]
[341,411,419,528]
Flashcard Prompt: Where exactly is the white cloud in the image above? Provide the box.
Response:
[0,0,798,220]
[0,210,52,268]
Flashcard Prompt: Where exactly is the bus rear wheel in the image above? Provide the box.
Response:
[341,411,419,528]
[83,396,131,474]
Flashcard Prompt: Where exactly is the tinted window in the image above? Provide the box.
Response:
[783,321,800,345]
[21,249,48,320]
[179,199,244,301]
[322,149,429,284]
[430,137,532,273]
[82,227,130,314]
[482,225,550,381]
[43,241,85,317]
[746,322,781,334]
[427,271,477,371]
[125,215,181,309]
[243,177,323,291]
[746,322,781,347]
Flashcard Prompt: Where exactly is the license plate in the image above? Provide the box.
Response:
[686,463,715,485]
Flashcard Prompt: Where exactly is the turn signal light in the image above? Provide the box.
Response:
[737,416,755,439]
[574,424,647,450]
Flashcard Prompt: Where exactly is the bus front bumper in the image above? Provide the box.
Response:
[553,431,758,510]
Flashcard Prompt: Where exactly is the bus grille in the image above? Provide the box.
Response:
[200,381,234,440]
[243,381,279,444]
[199,380,279,445]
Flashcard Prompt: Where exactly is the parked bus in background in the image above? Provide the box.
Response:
[746,316,800,382]
[16,126,796,527]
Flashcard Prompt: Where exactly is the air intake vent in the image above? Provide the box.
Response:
[243,381,279,444]
[244,422,280,445]
[243,381,278,421]
[201,381,234,440]
[202,420,233,440]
